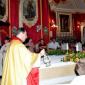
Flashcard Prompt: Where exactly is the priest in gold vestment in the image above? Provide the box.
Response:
[1,27,44,85]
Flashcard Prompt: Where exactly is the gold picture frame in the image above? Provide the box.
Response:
[57,12,72,36]
[20,0,38,28]
[0,0,8,19]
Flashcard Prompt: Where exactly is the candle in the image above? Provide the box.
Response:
[76,43,79,52]
[66,43,69,50]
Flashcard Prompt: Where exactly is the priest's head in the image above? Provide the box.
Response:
[12,27,27,42]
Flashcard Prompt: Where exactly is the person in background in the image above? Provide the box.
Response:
[35,40,41,53]
[0,36,10,65]
[1,27,45,85]
[47,38,60,50]
[27,38,35,52]
[39,39,47,52]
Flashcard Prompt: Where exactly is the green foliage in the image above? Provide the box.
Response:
[64,51,85,62]
[47,49,67,55]
[76,52,85,58]
[47,50,85,62]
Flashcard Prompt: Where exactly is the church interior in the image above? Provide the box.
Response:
[0,0,85,85]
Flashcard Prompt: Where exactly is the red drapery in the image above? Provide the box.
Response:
[23,0,41,44]
[10,0,19,36]
[72,13,85,41]
[0,26,9,44]
[41,0,49,43]
[24,0,50,44]
[0,0,10,45]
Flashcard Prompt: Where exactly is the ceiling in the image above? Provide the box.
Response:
[49,0,85,13]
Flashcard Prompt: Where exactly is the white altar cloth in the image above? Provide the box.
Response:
[39,55,76,85]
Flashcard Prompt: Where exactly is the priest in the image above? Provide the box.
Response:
[1,27,45,85]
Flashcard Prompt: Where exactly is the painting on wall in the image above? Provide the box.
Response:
[59,14,70,32]
[57,12,72,36]
[22,0,38,27]
[23,0,36,21]
[0,0,6,19]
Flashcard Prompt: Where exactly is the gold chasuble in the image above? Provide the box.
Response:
[1,38,38,85]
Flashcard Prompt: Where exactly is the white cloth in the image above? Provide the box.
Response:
[71,75,85,85]
[0,43,10,76]
[0,43,10,63]
[47,42,60,50]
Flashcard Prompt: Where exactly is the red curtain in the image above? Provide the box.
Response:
[10,0,19,36]
[0,26,9,44]
[41,0,49,43]
[72,13,85,41]
[24,0,50,44]
[23,0,41,44]
[0,0,10,45]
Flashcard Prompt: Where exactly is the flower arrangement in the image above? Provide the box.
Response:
[63,52,79,62]
[63,51,85,62]
[47,49,85,62]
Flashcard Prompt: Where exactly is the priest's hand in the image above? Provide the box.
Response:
[39,49,46,57]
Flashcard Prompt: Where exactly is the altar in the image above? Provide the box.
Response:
[39,55,76,85]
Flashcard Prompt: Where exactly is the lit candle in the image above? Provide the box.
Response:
[76,43,79,52]
[66,43,69,50]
